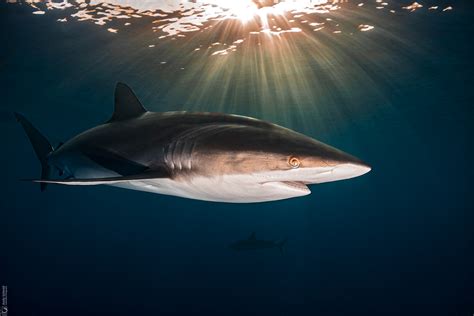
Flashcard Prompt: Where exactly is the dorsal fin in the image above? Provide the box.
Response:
[248,232,256,240]
[109,82,146,122]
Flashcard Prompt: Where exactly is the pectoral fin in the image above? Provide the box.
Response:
[80,145,149,176]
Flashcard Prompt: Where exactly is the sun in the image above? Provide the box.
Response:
[230,0,261,23]
[197,0,290,24]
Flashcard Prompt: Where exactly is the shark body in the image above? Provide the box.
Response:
[16,83,370,203]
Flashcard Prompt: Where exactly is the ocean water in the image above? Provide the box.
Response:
[1,1,473,315]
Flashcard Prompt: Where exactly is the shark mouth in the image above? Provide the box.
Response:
[261,181,311,194]
[279,181,310,192]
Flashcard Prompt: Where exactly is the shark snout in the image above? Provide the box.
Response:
[325,149,371,174]
[324,162,371,183]
[296,143,371,184]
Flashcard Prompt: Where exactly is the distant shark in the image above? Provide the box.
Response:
[16,83,370,203]
[229,233,287,253]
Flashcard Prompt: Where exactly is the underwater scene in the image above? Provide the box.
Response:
[1,0,473,315]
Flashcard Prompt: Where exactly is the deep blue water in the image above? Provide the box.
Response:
[1,1,473,315]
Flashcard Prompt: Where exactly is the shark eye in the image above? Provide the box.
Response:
[288,156,301,169]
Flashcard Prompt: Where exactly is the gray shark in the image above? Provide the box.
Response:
[229,233,287,253]
[16,83,370,203]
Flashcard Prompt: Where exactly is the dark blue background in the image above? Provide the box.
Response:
[1,1,473,315]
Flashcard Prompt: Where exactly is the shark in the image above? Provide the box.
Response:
[229,233,287,253]
[16,82,371,203]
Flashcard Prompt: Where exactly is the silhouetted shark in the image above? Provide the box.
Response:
[16,83,370,203]
[229,233,287,253]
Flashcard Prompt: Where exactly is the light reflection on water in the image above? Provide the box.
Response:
[14,0,452,41]
[6,0,453,133]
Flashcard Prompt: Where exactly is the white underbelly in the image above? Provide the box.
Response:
[110,175,310,203]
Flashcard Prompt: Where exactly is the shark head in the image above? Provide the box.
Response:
[176,119,371,202]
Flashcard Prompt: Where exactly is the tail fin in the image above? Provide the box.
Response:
[276,238,287,255]
[15,113,53,191]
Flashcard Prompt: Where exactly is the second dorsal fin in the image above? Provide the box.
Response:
[109,82,147,122]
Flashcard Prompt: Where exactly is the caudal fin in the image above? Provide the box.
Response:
[15,113,53,191]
